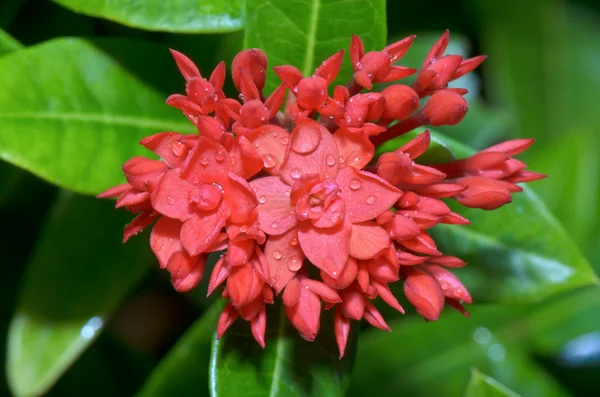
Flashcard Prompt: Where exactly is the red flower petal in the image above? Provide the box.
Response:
[349,221,390,260]
[228,136,263,180]
[151,169,193,221]
[123,210,157,243]
[207,256,230,296]
[180,210,226,256]
[150,217,183,268]
[334,309,351,359]
[217,302,239,338]
[139,132,194,168]
[226,261,264,308]
[264,228,304,294]
[404,268,445,321]
[337,167,402,223]
[224,172,258,224]
[181,136,231,184]
[246,125,290,176]
[298,219,351,279]
[167,251,206,292]
[250,176,296,235]
[333,127,374,169]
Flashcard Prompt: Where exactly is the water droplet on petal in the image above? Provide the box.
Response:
[280,136,289,145]
[262,154,276,168]
[240,225,249,233]
[290,237,299,246]
[167,196,175,205]
[366,195,376,204]
[259,196,266,204]
[288,256,302,271]
[215,150,225,162]
[349,179,362,190]
[290,169,301,179]
[271,222,279,229]
[339,157,345,164]
[273,251,282,260]
[254,142,260,148]
[326,155,336,166]
[239,93,245,101]
[200,157,209,166]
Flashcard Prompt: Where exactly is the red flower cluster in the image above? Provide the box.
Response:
[99,31,544,357]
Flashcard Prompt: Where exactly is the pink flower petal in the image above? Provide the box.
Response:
[180,210,226,256]
[337,167,402,223]
[250,176,296,235]
[280,119,339,185]
[151,169,194,221]
[349,221,390,260]
[264,228,304,294]
[123,210,157,243]
[226,261,264,308]
[298,219,351,279]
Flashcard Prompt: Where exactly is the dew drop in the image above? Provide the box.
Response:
[288,256,302,271]
[155,238,165,251]
[366,195,376,204]
[259,196,266,204]
[240,225,249,233]
[280,136,289,145]
[254,142,261,148]
[271,222,279,229]
[273,250,282,260]
[290,237,299,246]
[339,156,345,164]
[349,179,362,190]
[332,271,338,276]
[200,157,209,166]
[191,175,200,185]
[239,93,245,101]
[440,282,449,290]
[262,154,276,168]
[290,169,301,179]
[326,155,336,166]
[167,196,175,205]
[215,150,225,162]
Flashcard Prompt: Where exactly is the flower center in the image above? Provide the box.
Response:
[189,183,223,211]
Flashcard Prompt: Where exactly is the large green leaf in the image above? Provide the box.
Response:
[53,0,244,33]
[210,303,358,397]
[7,192,153,397]
[0,38,195,196]
[0,28,22,56]
[135,301,223,397]
[347,297,578,397]
[244,0,386,93]
[464,369,521,397]
[384,129,598,303]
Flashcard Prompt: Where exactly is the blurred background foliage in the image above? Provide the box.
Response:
[0,0,599,396]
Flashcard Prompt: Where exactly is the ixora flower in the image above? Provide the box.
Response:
[99,31,544,357]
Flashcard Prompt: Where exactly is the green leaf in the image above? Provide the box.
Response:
[210,303,358,397]
[135,301,223,397]
[53,0,244,33]
[7,192,153,397]
[0,28,22,56]
[464,369,521,397]
[244,0,386,93]
[426,129,598,303]
[347,303,570,397]
[0,38,195,195]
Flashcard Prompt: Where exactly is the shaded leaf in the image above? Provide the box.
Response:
[7,192,153,397]
[464,369,521,397]
[347,302,570,397]
[135,301,224,397]
[53,0,244,33]
[0,38,195,195]
[210,303,358,397]
[0,28,22,56]
[244,0,386,93]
